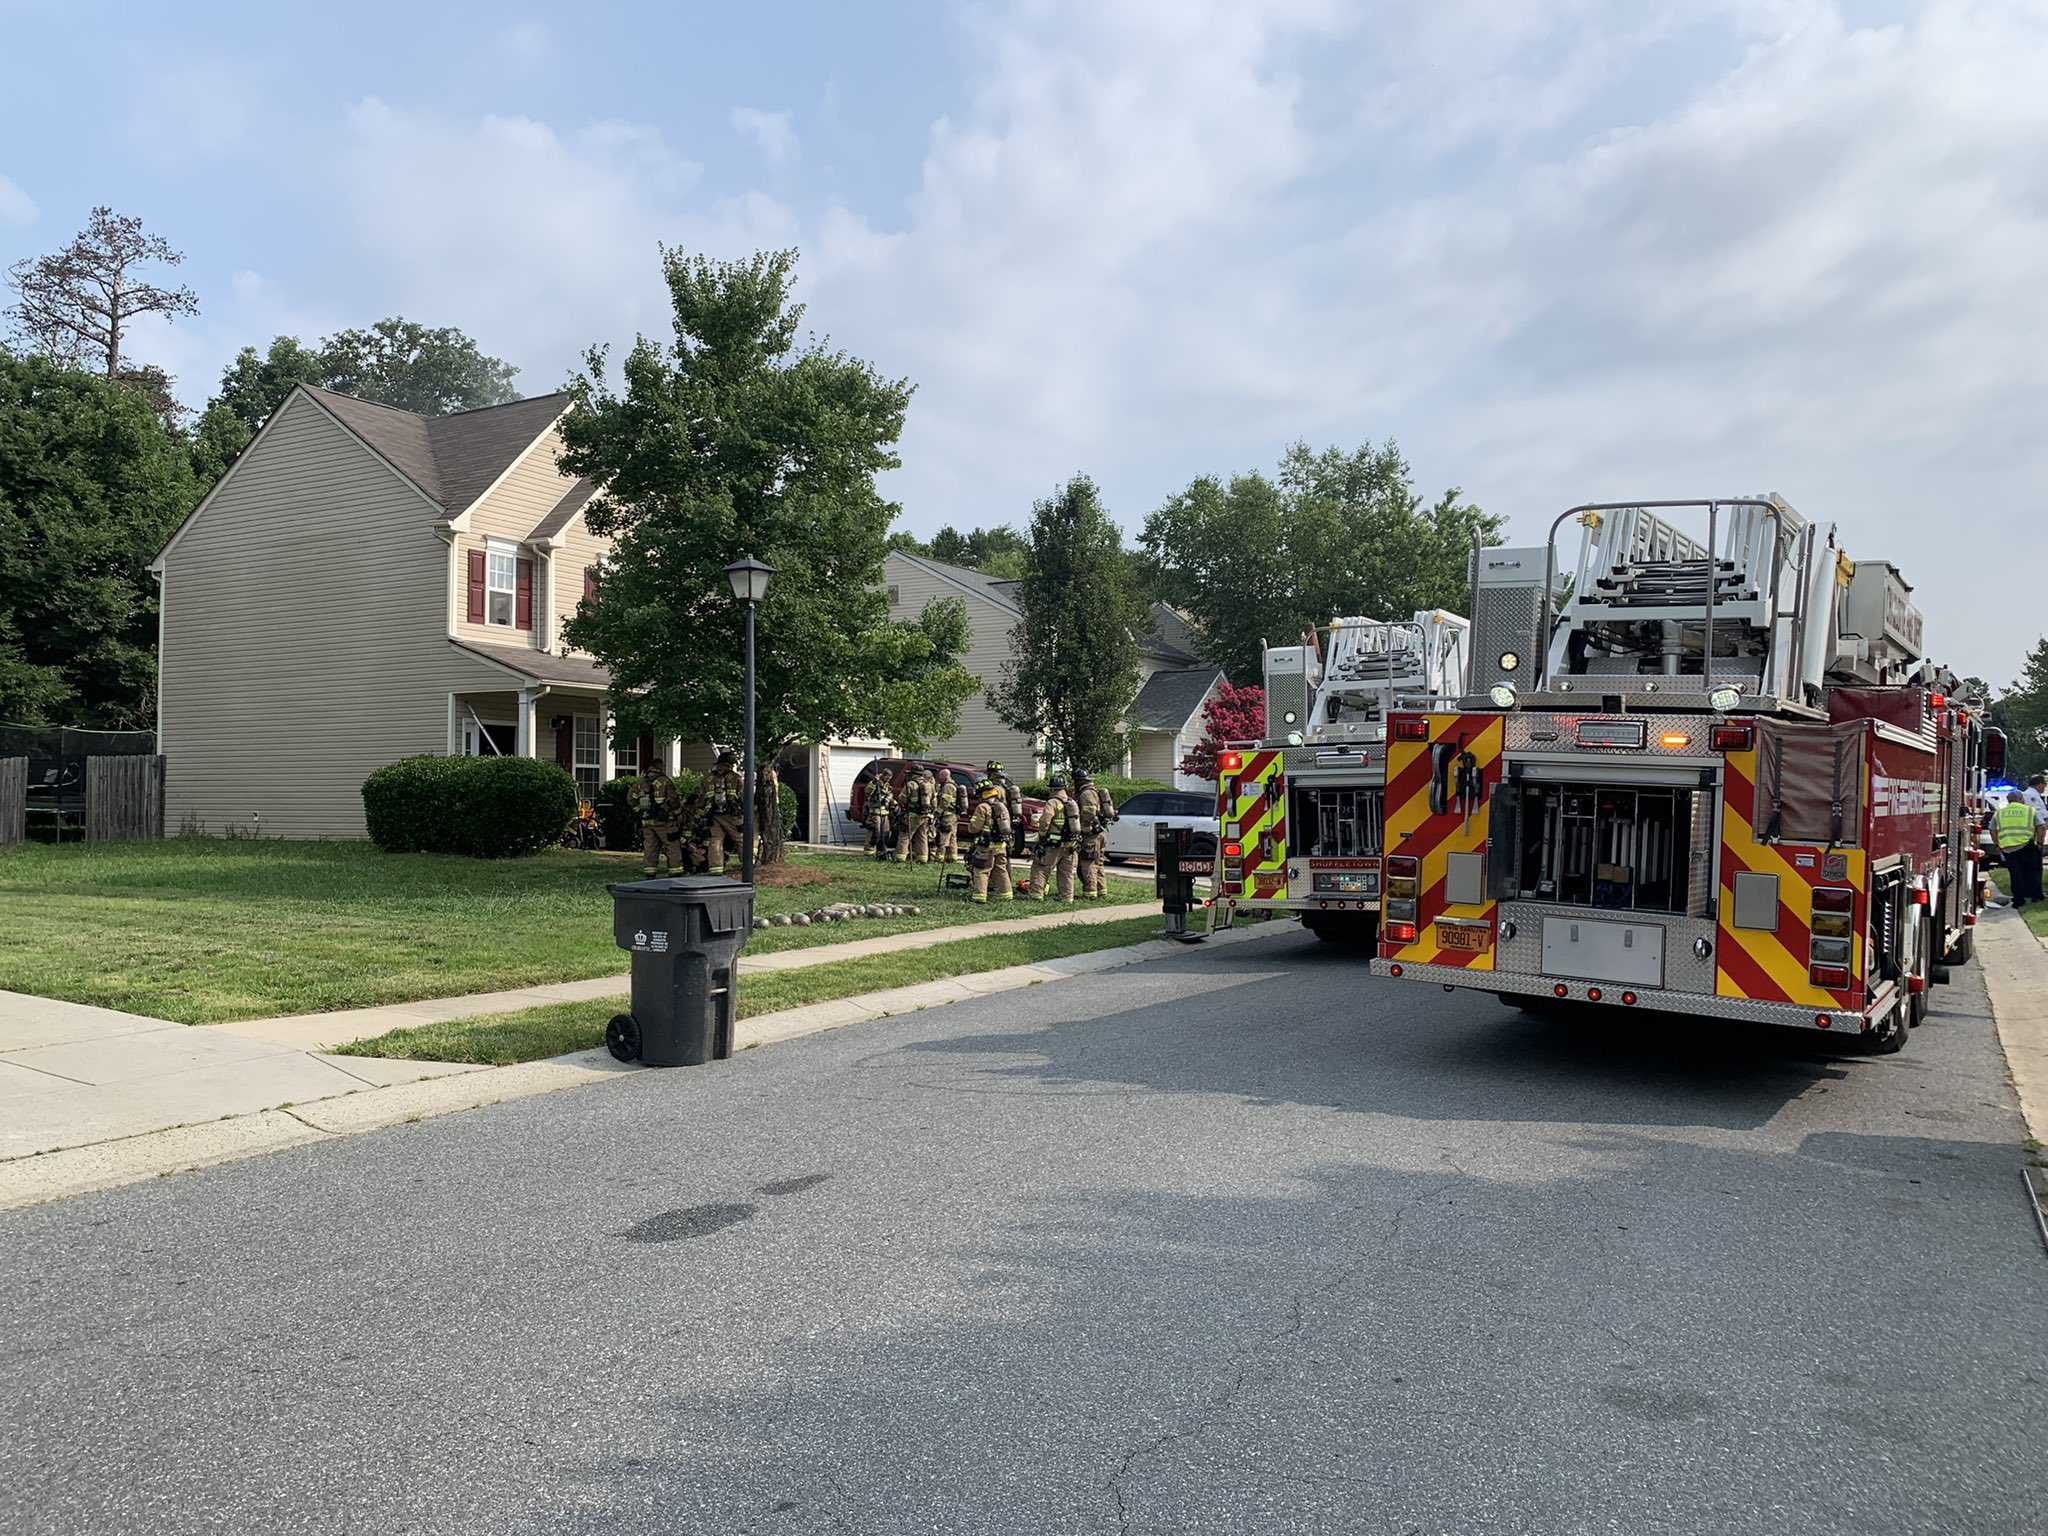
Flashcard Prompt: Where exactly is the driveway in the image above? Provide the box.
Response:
[3,933,2042,1534]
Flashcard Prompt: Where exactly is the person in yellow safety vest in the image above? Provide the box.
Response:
[1994,789,2045,907]
[964,778,1014,902]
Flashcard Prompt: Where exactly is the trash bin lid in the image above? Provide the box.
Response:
[609,876,757,899]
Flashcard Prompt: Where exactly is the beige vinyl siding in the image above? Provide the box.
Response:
[159,392,507,839]
[451,429,584,651]
[883,553,1039,772]
[1130,731,1178,782]
[549,515,610,653]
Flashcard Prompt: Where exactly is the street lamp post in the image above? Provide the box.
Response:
[724,555,775,887]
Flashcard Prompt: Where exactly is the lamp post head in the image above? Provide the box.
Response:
[724,554,775,605]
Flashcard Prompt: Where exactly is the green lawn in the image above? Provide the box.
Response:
[1987,868,2048,936]
[0,840,1151,1024]
[333,914,1171,1065]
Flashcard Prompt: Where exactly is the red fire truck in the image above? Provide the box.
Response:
[1369,497,1989,1053]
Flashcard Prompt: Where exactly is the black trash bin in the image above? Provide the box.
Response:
[607,877,755,1066]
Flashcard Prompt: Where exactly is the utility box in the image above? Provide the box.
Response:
[607,877,755,1066]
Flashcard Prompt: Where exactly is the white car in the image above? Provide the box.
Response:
[1104,789,1218,862]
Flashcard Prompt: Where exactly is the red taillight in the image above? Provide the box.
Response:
[1910,887,1929,906]
[1965,911,1977,926]
[1388,963,1404,977]
[1809,964,1849,989]
[1587,987,1603,1002]
[1930,692,1946,708]
[1709,723,1754,751]
[1907,974,1927,994]
[1553,983,1569,998]
[1815,1014,1832,1029]
[1386,855,1419,878]
[1219,751,1243,773]
[1393,718,1429,742]
[1813,887,1854,914]
[1222,841,1243,859]
[1621,991,1638,1006]
[1385,922,1418,943]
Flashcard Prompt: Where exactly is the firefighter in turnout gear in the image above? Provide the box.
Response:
[1032,775,1079,901]
[635,768,686,876]
[1074,769,1117,897]
[933,767,966,864]
[865,775,897,860]
[965,777,1014,902]
[988,760,1025,858]
[898,765,937,863]
[705,750,746,872]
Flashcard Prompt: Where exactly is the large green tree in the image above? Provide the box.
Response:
[191,322,520,480]
[1143,439,1502,682]
[1992,643,2048,783]
[987,473,1144,774]
[0,353,201,726]
[557,248,978,841]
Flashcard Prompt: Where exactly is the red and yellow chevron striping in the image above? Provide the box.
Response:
[1380,714,1504,970]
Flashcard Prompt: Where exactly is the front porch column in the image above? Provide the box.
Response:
[601,712,617,785]
[514,687,539,758]
[665,739,682,775]
[446,693,461,756]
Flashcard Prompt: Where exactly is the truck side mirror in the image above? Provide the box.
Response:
[1986,728,2008,781]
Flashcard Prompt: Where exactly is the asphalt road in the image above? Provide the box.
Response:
[4,927,2045,1535]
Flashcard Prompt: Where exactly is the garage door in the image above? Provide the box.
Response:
[825,747,883,843]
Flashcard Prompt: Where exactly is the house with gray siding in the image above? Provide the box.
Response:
[882,551,1224,789]
[151,385,676,839]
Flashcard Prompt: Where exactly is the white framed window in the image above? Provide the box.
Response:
[613,734,640,775]
[573,716,603,797]
[487,542,518,627]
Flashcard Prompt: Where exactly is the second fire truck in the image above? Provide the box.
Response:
[1367,497,1988,1054]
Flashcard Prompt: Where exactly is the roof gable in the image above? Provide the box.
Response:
[299,386,570,514]
[889,551,1022,615]
[1132,667,1224,729]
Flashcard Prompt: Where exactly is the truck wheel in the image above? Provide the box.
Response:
[1861,1005,1908,1055]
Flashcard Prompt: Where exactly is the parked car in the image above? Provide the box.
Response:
[1103,789,1218,863]
[847,759,1048,833]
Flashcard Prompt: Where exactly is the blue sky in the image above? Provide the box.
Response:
[2,0,2041,681]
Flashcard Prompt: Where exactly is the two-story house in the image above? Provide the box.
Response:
[151,385,678,839]
[881,551,1226,789]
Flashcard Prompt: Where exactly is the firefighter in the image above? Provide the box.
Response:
[988,760,1025,858]
[634,768,686,877]
[933,767,966,864]
[964,777,1014,902]
[897,764,936,863]
[1995,789,2045,907]
[1074,769,1118,898]
[866,774,897,860]
[1033,775,1079,902]
[705,750,746,871]
[677,784,712,874]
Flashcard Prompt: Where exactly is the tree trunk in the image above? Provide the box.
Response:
[756,757,788,866]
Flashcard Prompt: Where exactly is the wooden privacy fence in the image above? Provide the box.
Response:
[86,754,165,842]
[0,758,23,848]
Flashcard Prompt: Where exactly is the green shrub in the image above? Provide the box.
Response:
[362,756,579,859]
[1019,774,1170,807]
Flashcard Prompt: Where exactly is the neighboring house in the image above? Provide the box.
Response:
[152,385,675,839]
[882,551,1224,789]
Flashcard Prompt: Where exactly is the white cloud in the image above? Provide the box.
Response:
[730,107,799,166]
[220,0,2048,680]
[0,173,35,228]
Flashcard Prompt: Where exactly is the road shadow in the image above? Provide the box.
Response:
[896,933,1859,1132]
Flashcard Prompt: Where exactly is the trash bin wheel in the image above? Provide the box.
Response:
[606,1012,642,1063]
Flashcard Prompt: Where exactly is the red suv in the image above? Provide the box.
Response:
[848,758,1046,832]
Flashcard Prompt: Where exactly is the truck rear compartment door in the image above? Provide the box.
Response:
[1540,916,1666,986]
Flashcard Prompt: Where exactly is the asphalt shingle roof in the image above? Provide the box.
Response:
[303,386,570,514]
[1141,601,1203,664]
[893,553,1025,614]
[1131,666,1223,730]
[452,639,610,689]
[528,478,597,542]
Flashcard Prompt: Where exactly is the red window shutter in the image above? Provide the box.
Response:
[515,558,535,630]
[637,734,655,769]
[556,721,574,769]
[466,550,486,623]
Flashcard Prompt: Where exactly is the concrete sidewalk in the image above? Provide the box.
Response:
[0,920,1288,1211]
[1977,903,2048,1143]
[0,991,482,1162]
[211,896,1162,1052]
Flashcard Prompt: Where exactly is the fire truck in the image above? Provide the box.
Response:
[1368,497,1989,1054]
[1214,610,1469,943]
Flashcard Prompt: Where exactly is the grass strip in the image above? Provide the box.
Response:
[332,914,1173,1065]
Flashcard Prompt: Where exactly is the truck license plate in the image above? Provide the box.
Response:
[1437,922,1489,952]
